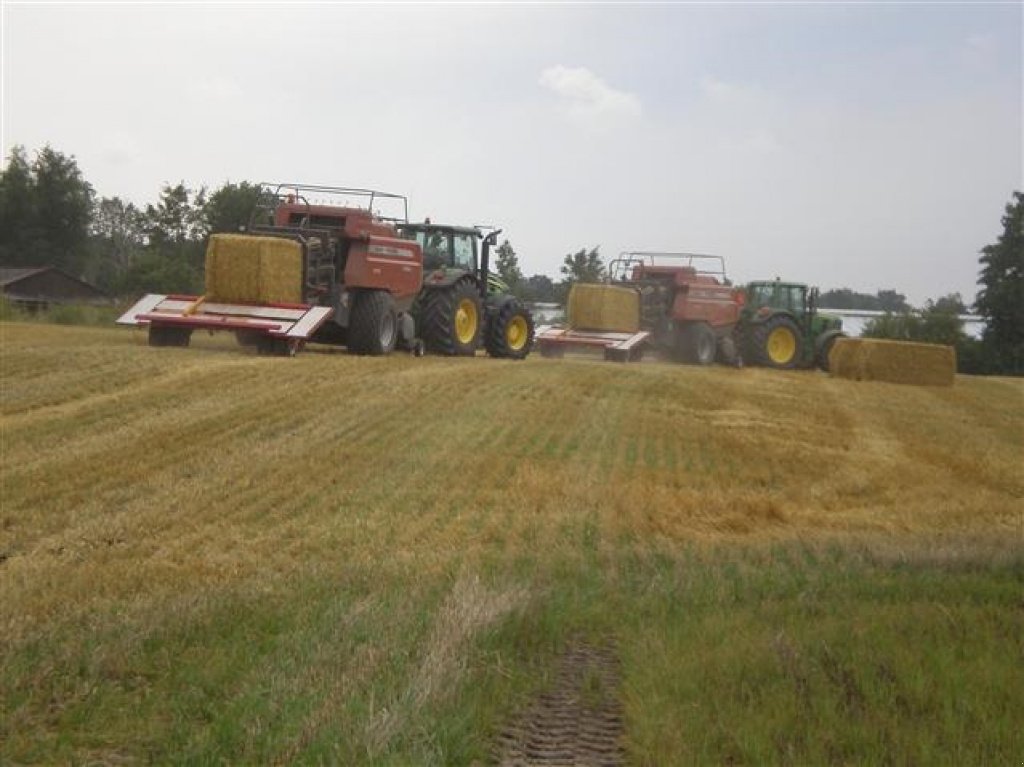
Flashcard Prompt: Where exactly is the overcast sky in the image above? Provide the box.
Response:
[3,2,1021,304]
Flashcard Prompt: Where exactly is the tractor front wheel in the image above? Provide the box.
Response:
[422,280,482,356]
[749,316,803,369]
[485,299,535,359]
[816,333,843,372]
[349,290,398,356]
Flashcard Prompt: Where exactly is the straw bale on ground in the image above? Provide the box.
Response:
[829,337,955,386]
[567,283,640,332]
[205,234,303,304]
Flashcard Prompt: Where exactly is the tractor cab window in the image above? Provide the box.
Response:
[787,285,807,314]
[410,230,450,270]
[452,234,476,272]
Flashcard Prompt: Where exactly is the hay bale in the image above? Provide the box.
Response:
[205,234,303,304]
[829,337,955,386]
[567,283,640,332]
[829,338,864,379]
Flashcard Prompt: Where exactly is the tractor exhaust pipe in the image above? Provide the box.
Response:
[480,229,502,299]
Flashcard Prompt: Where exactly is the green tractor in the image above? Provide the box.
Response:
[397,222,535,359]
[738,280,845,370]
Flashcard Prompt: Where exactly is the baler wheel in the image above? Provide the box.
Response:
[349,290,397,356]
[680,322,716,365]
[750,316,802,369]
[485,299,535,359]
[422,280,482,356]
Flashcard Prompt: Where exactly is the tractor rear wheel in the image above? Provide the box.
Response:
[349,290,397,355]
[422,280,482,356]
[485,299,535,359]
[679,322,716,365]
[749,316,802,369]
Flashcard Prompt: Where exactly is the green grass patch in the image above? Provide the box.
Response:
[3,538,1020,764]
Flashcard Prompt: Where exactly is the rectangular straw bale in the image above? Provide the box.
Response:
[205,234,303,304]
[829,337,864,380]
[829,337,955,386]
[860,339,955,386]
[567,283,640,332]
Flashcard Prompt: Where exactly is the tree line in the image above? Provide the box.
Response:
[1,145,1020,374]
[0,146,260,295]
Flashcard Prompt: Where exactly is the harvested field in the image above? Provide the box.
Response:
[1,322,1022,764]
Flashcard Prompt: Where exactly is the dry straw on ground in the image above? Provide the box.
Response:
[567,284,641,332]
[829,337,955,387]
[205,234,303,304]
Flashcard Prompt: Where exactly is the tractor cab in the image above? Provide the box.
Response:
[399,224,480,274]
[745,280,811,318]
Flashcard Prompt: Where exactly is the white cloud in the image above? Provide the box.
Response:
[539,65,641,120]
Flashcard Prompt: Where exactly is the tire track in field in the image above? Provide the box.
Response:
[494,641,625,767]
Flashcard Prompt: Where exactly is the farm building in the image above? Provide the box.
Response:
[0,266,109,310]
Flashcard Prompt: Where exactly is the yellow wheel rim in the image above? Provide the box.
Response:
[455,298,478,345]
[767,326,797,364]
[506,315,528,351]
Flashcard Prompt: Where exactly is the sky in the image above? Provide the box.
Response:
[2,2,1021,305]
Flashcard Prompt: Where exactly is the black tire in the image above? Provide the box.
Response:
[716,333,740,367]
[679,322,716,365]
[421,280,482,356]
[816,333,843,372]
[749,315,803,369]
[348,290,397,356]
[485,298,535,359]
[148,325,191,347]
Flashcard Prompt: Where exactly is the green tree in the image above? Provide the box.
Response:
[494,239,524,290]
[131,183,208,294]
[0,147,37,268]
[560,246,604,284]
[875,289,910,313]
[519,274,559,303]
[818,288,880,310]
[0,145,94,273]
[974,191,1023,375]
[87,196,145,292]
[203,181,261,235]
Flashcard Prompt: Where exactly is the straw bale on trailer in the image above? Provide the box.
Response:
[567,283,640,333]
[205,234,303,305]
[829,337,955,386]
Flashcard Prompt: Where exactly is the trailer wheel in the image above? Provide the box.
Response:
[750,316,802,369]
[679,322,716,365]
[422,280,482,356]
[349,290,397,356]
[148,325,192,348]
[485,298,535,359]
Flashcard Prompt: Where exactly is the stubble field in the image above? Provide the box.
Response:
[2,322,1022,764]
